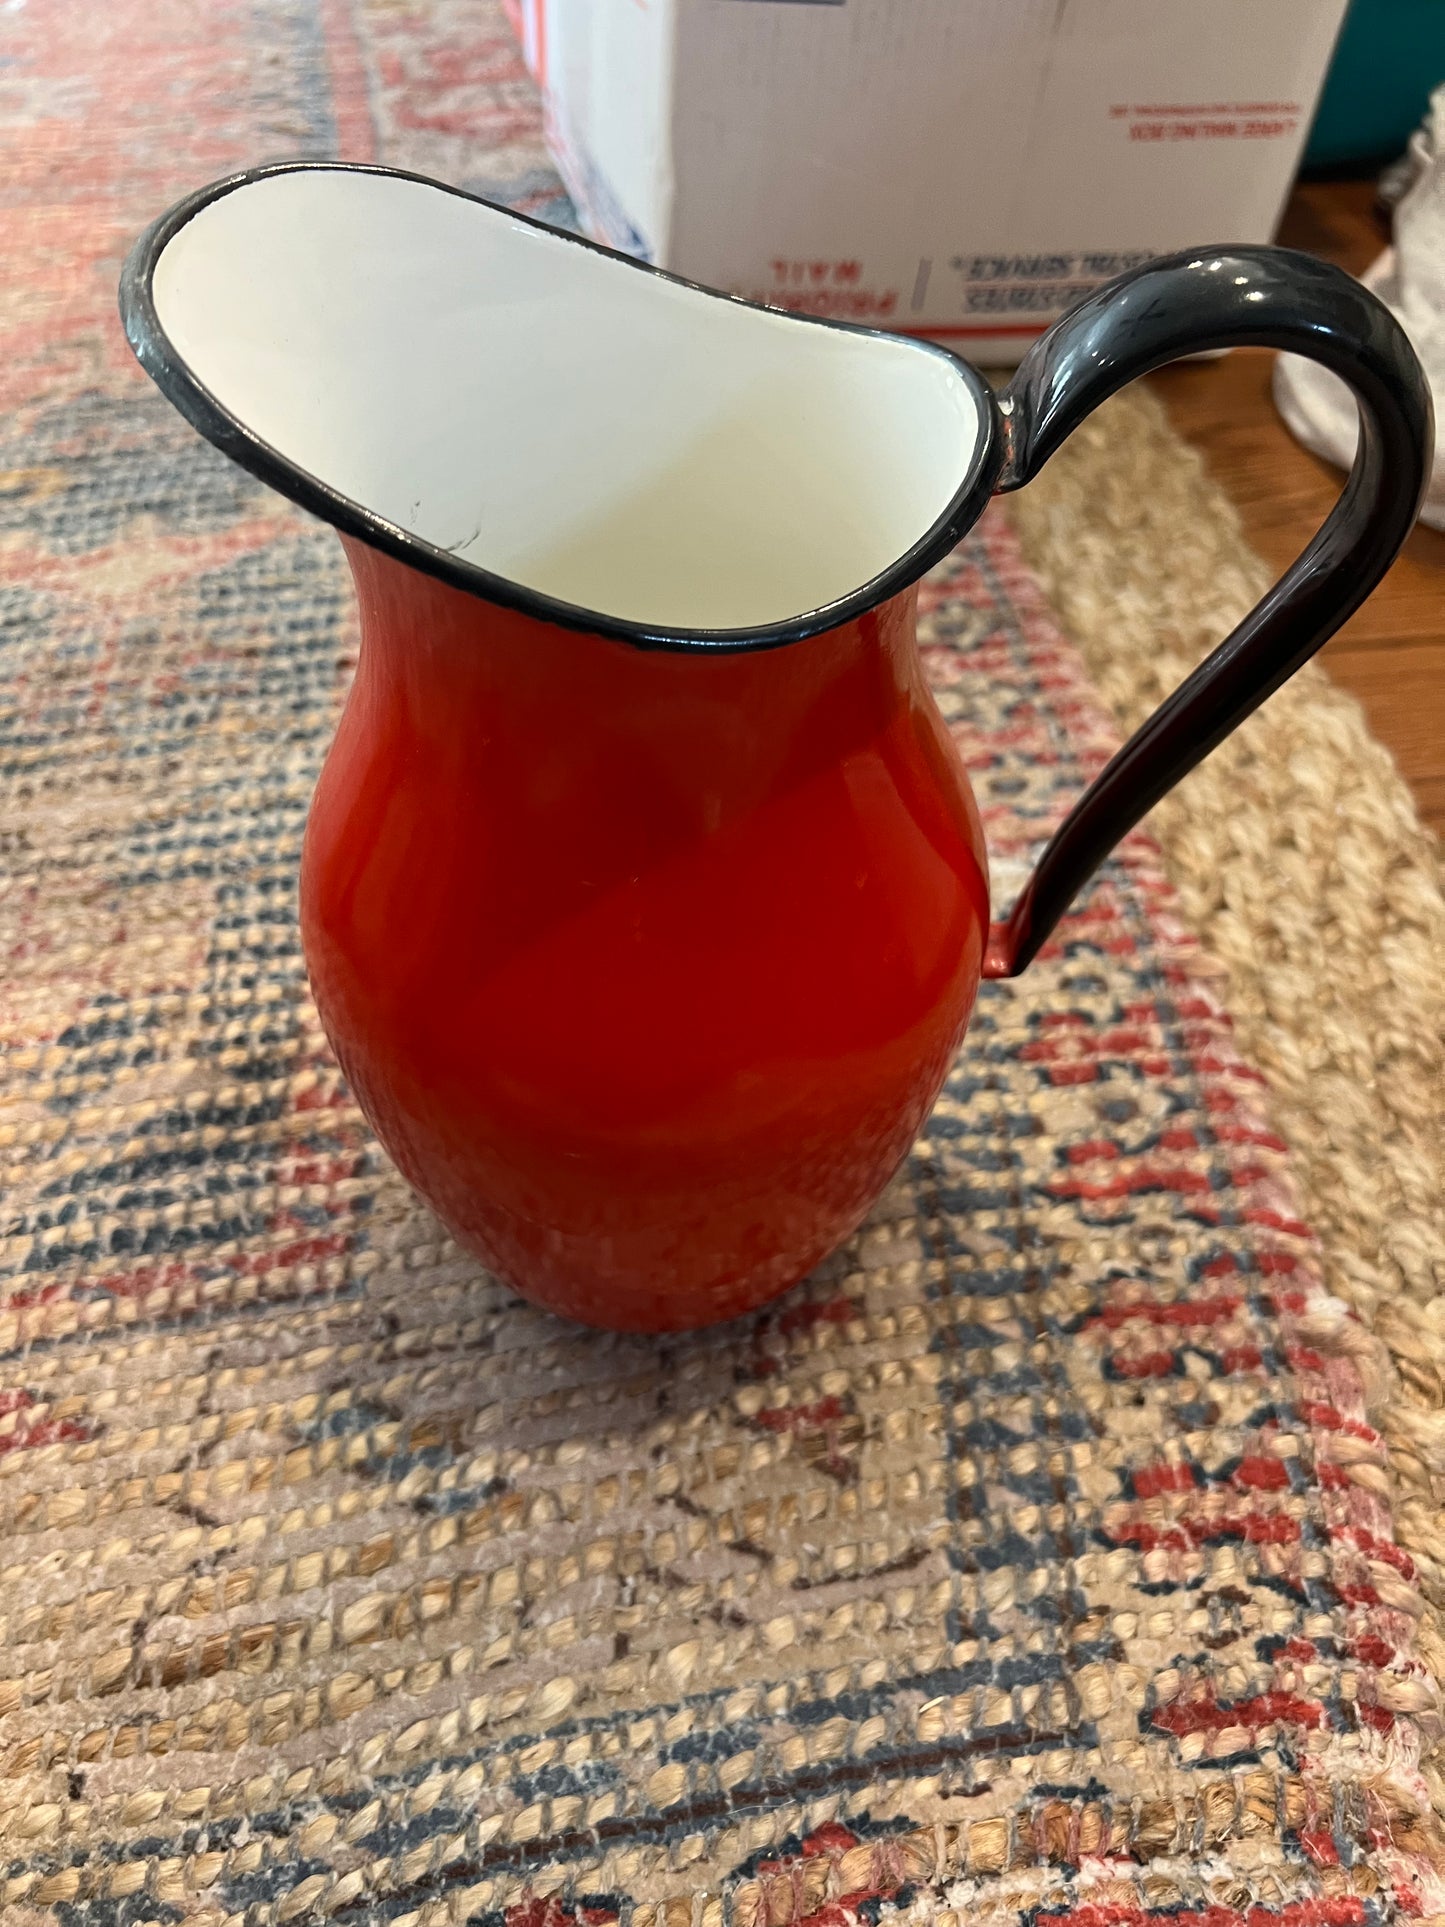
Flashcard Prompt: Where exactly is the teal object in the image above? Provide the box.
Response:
[1305,0,1445,167]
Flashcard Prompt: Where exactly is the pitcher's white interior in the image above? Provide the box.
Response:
[150,169,985,633]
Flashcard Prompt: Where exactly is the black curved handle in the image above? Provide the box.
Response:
[982,244,1433,979]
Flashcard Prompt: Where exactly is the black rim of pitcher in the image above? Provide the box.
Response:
[119,159,1007,655]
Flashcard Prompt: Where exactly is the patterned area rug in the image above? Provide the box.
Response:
[2,3,1442,1923]
[1006,390,1445,1795]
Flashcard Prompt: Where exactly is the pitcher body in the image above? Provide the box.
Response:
[303,542,988,1327]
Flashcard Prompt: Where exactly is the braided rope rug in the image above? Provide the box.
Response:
[2,3,1442,1923]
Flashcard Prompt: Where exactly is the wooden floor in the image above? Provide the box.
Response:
[1150,178,1445,839]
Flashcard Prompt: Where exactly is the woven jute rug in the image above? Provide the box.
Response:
[1006,391,1445,1821]
[2,3,1443,1923]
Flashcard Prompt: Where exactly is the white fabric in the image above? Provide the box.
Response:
[1273,83,1445,531]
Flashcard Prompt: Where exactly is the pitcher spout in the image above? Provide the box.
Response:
[121,161,1000,648]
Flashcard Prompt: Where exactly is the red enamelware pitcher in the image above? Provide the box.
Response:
[122,164,1431,1331]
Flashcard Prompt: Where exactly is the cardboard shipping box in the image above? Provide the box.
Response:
[505,0,1349,360]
